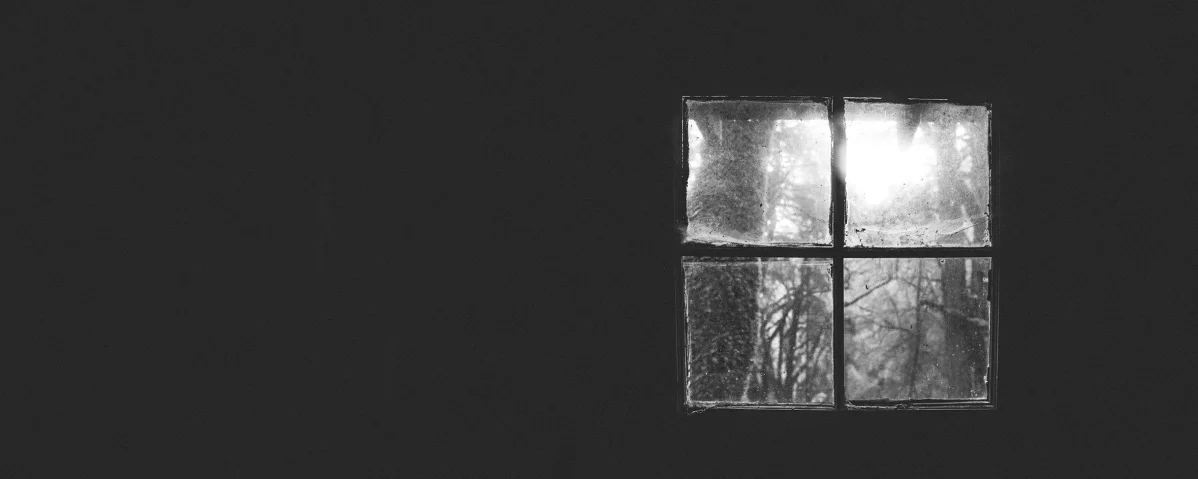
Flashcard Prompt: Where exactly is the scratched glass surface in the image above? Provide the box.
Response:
[685,100,831,245]
[684,257,834,405]
[844,102,991,247]
[844,258,991,400]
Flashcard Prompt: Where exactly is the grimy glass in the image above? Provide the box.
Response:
[676,97,998,412]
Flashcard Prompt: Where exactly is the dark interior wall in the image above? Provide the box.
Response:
[22,2,1195,477]
[448,3,1198,478]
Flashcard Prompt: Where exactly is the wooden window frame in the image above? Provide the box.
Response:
[674,95,1000,413]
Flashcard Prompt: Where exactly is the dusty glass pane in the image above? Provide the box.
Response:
[685,100,831,245]
[844,258,991,400]
[844,101,990,247]
[684,257,834,405]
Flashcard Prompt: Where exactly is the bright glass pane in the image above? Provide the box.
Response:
[684,257,834,405]
[685,100,831,245]
[844,101,990,247]
[844,258,991,400]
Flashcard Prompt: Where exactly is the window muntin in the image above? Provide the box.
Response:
[678,96,997,411]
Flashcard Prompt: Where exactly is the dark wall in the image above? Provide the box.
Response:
[23,2,1195,477]
[452,3,1198,478]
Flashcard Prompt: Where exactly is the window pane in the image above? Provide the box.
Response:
[684,257,834,405]
[844,101,990,247]
[844,258,991,400]
[685,100,831,245]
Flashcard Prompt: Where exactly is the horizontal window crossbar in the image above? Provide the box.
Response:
[683,400,993,413]
[844,96,993,107]
[684,403,837,414]
[683,95,830,102]
[845,399,995,411]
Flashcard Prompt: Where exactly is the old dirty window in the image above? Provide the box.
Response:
[677,97,998,411]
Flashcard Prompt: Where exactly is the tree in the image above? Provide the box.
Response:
[685,101,774,401]
[747,118,833,403]
[923,105,989,399]
[842,104,991,400]
[885,104,989,399]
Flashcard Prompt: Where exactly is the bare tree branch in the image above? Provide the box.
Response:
[843,277,895,308]
[917,300,987,327]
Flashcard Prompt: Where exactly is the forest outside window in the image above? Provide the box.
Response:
[677,96,998,411]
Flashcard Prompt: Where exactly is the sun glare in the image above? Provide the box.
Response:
[846,120,937,206]
[688,117,939,208]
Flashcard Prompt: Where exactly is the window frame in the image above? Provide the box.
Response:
[674,95,1000,413]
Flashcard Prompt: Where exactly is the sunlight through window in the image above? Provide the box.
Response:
[845,120,937,206]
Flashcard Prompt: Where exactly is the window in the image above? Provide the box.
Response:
[676,96,998,411]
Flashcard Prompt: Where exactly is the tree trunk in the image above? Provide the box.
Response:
[686,102,773,401]
[897,105,986,398]
[940,257,974,398]
[908,260,925,398]
[928,108,986,399]
[746,264,773,402]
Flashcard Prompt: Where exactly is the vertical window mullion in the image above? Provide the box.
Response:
[831,96,847,410]
[831,98,847,251]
